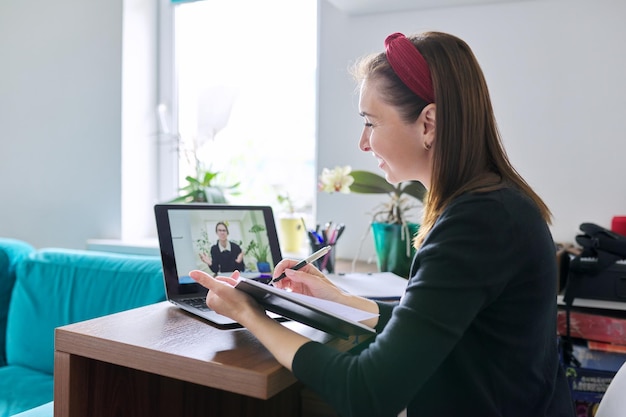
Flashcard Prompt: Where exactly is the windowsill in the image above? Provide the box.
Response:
[87,238,160,256]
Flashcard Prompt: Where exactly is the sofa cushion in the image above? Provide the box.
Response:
[9,401,53,417]
[5,248,166,374]
[0,365,53,417]
[0,238,35,367]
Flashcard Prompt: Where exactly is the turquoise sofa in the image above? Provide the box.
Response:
[0,238,166,417]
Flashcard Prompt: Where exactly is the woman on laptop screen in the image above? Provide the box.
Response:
[188,31,574,416]
[200,221,245,274]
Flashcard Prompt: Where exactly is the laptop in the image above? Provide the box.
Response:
[154,203,283,325]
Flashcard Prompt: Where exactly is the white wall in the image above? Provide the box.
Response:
[0,0,157,250]
[317,0,626,261]
[1,0,624,257]
[0,0,123,249]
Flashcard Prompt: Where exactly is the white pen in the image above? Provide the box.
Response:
[271,245,332,284]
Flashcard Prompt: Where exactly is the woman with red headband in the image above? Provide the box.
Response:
[190,31,574,416]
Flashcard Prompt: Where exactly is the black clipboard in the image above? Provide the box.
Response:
[235,278,376,339]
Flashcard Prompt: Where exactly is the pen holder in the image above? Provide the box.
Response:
[310,243,336,273]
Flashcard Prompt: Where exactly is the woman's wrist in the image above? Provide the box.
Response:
[336,291,378,313]
[238,302,272,328]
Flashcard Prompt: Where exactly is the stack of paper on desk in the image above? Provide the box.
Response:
[328,272,408,300]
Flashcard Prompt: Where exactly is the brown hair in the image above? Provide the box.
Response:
[353,31,551,248]
[215,221,229,234]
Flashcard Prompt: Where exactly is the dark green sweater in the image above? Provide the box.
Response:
[293,188,574,417]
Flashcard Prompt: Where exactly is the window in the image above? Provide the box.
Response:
[158,0,318,219]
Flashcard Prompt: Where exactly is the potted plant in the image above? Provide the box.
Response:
[276,193,306,253]
[169,168,240,203]
[245,224,271,272]
[319,166,426,278]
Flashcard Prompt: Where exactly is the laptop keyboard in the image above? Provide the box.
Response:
[182,297,211,311]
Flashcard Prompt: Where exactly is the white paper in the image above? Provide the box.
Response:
[285,291,379,323]
[327,272,408,299]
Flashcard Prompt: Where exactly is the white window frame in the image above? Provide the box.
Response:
[157,0,178,202]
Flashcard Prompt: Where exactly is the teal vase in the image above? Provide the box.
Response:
[371,222,419,279]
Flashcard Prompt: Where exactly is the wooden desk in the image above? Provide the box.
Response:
[54,302,363,417]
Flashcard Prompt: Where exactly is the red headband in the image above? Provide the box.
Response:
[384,33,435,104]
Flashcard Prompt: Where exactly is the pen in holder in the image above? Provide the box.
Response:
[310,242,336,273]
[306,221,344,274]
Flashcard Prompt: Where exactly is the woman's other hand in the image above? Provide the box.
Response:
[188,270,265,323]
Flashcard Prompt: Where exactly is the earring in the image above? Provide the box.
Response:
[424,142,432,151]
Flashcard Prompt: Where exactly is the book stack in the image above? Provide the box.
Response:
[558,297,626,415]
[557,298,626,349]
[563,343,625,416]
[558,224,626,414]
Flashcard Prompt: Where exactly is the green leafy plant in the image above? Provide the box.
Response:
[245,240,269,264]
[245,224,269,263]
[170,170,240,203]
[195,228,212,255]
[277,193,295,214]
[319,166,426,225]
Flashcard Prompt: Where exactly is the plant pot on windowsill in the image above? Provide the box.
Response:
[276,194,306,254]
[278,216,305,254]
[168,170,240,203]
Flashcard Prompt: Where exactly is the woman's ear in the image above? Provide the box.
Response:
[422,103,436,137]
[418,103,436,152]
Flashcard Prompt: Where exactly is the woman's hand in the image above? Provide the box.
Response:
[273,259,381,325]
[272,259,346,303]
[199,252,212,266]
[190,268,311,371]
[188,270,265,324]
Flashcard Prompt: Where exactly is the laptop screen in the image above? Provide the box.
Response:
[154,204,283,298]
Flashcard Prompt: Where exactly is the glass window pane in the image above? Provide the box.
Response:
[172,0,317,216]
